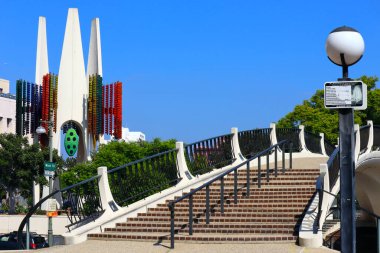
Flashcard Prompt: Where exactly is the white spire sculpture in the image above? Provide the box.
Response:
[55,8,88,161]
[34,16,49,206]
[35,16,49,85]
[87,18,104,157]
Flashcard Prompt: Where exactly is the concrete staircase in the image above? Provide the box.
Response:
[88,162,320,244]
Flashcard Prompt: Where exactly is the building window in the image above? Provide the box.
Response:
[7,118,11,128]
[0,88,3,94]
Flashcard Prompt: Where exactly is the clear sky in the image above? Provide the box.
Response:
[1,1,379,143]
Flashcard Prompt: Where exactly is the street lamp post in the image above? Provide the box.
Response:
[36,108,54,247]
[325,26,365,253]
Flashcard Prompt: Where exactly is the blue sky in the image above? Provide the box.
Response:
[1,1,379,143]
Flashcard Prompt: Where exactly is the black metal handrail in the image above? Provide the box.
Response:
[238,128,272,159]
[17,175,103,249]
[327,147,340,192]
[305,131,322,154]
[373,125,380,151]
[108,148,180,207]
[184,134,235,176]
[276,128,302,152]
[167,140,293,248]
[359,125,370,155]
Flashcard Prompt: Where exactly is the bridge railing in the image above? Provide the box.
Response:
[167,140,293,249]
[276,128,302,152]
[184,134,235,176]
[17,175,104,249]
[305,131,323,154]
[238,128,272,159]
[360,125,370,155]
[373,125,380,151]
[107,148,180,207]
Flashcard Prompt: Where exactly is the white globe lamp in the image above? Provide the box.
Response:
[325,26,364,67]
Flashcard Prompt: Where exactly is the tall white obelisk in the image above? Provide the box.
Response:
[55,8,88,161]
[86,18,103,159]
[34,16,49,205]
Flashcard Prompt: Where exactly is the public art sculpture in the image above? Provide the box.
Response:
[15,9,122,161]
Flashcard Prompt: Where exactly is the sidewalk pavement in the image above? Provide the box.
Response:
[29,240,339,253]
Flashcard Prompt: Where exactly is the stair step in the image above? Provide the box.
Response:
[105,226,297,234]
[116,221,300,229]
[127,217,299,223]
[88,232,297,243]
[137,212,302,218]
[160,203,309,209]
[148,207,305,213]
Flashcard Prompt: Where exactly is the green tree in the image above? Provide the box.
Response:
[60,138,176,187]
[0,134,39,213]
[277,75,379,144]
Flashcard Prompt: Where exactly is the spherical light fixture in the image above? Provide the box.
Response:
[36,125,47,135]
[325,26,365,66]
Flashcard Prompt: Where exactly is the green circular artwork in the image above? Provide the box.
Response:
[64,129,79,156]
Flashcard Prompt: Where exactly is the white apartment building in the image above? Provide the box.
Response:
[0,79,16,134]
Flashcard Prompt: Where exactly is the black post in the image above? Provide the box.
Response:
[234,170,238,204]
[220,177,224,214]
[377,217,380,253]
[339,108,356,253]
[246,161,250,197]
[275,146,278,177]
[170,204,175,249]
[266,154,270,182]
[289,142,293,169]
[189,195,193,235]
[282,145,285,174]
[206,185,210,224]
[258,156,261,188]
[339,63,356,253]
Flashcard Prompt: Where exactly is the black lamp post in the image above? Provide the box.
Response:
[36,108,54,247]
[325,26,365,253]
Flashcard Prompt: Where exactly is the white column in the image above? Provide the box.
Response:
[354,124,360,161]
[176,142,193,180]
[320,133,327,156]
[366,120,374,154]
[231,127,245,162]
[299,125,308,153]
[97,166,120,211]
[270,123,278,146]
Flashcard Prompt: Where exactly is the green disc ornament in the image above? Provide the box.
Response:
[64,129,79,156]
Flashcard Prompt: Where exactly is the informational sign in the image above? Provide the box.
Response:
[44,170,55,177]
[324,81,367,110]
[46,199,57,212]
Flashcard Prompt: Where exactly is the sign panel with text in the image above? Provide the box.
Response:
[324,81,367,110]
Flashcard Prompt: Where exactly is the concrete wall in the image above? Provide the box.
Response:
[0,215,70,235]
[0,95,16,134]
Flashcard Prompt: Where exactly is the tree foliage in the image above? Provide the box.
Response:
[60,138,176,187]
[0,134,62,213]
[277,76,379,144]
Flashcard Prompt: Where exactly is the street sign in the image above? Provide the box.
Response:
[324,81,367,110]
[44,170,55,177]
[44,162,56,171]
